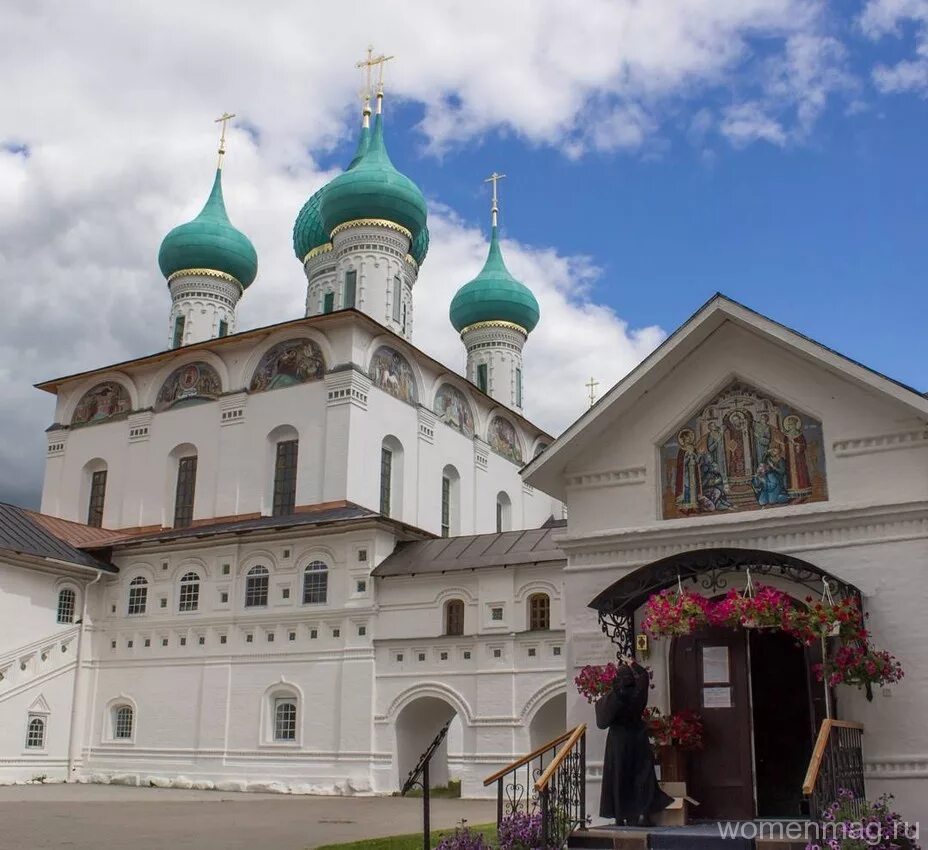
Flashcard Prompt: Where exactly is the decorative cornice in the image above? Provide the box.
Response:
[302,243,333,264]
[833,429,928,457]
[330,218,412,241]
[555,500,928,572]
[167,268,243,290]
[325,369,370,410]
[460,320,528,337]
[417,408,436,444]
[865,757,928,779]
[566,466,647,491]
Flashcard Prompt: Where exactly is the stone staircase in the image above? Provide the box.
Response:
[0,626,80,704]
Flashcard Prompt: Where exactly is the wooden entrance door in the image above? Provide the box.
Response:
[671,627,754,819]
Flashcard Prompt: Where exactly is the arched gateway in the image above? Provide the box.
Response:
[589,548,862,821]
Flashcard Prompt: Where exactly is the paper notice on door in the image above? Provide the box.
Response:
[702,686,732,709]
[702,645,730,684]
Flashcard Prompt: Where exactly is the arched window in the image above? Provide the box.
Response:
[113,704,134,740]
[25,716,45,749]
[127,577,148,616]
[445,599,465,636]
[173,455,198,528]
[441,465,460,538]
[57,588,76,624]
[272,438,299,516]
[302,561,328,605]
[274,698,298,742]
[496,491,512,533]
[380,436,404,518]
[178,572,200,612]
[245,566,269,608]
[528,593,550,631]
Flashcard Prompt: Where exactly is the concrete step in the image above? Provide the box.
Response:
[568,824,809,850]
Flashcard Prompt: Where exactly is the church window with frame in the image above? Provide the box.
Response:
[272,439,299,516]
[25,716,46,749]
[173,456,197,529]
[392,276,402,322]
[515,367,523,407]
[87,469,107,528]
[127,577,148,616]
[113,704,134,740]
[380,448,393,516]
[344,270,357,308]
[245,566,269,608]
[528,593,550,631]
[273,697,297,742]
[218,319,229,338]
[57,588,76,624]
[445,599,465,636]
[302,561,328,605]
[172,315,186,348]
[323,291,335,313]
[441,476,451,537]
[476,363,488,393]
[178,572,200,612]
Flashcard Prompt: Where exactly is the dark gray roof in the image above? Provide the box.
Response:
[373,520,567,578]
[112,503,387,547]
[0,503,116,571]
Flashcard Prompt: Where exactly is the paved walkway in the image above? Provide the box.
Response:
[0,784,497,850]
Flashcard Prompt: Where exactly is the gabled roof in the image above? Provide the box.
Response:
[372,519,566,578]
[523,293,928,499]
[0,503,116,572]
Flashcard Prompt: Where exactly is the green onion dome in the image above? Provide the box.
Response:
[158,169,258,288]
[411,224,429,266]
[319,112,427,244]
[292,119,372,261]
[449,225,540,334]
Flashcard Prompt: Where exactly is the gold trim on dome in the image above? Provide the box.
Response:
[303,243,333,264]
[404,253,419,272]
[167,268,243,289]
[330,218,413,241]
[460,320,528,337]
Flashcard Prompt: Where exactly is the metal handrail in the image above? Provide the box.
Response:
[535,723,586,792]
[483,727,577,787]
[803,719,865,819]
[802,719,864,795]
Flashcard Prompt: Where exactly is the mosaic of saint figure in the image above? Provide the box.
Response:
[155,362,222,412]
[488,416,523,464]
[71,381,131,427]
[660,381,825,518]
[433,384,475,437]
[250,338,325,393]
[369,347,418,405]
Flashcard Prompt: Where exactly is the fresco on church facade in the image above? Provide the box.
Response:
[660,381,826,519]
[489,415,523,464]
[250,338,325,393]
[155,362,222,412]
[71,381,131,427]
[369,346,418,405]
[433,384,475,437]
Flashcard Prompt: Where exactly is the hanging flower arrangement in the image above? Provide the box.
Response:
[815,642,904,692]
[574,662,619,703]
[644,707,705,750]
[642,588,712,638]
[787,594,866,645]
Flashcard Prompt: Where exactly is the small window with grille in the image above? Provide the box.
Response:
[113,705,133,740]
[274,698,297,742]
[127,577,148,616]
[302,561,328,605]
[245,566,269,608]
[272,440,299,517]
[25,716,45,749]
[57,588,76,624]
[178,572,200,612]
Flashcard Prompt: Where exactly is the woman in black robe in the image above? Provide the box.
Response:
[596,661,673,826]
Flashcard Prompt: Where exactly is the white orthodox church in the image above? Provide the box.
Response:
[1,69,925,827]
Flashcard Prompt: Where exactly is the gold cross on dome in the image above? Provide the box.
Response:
[214,112,236,169]
[586,376,599,408]
[356,46,394,98]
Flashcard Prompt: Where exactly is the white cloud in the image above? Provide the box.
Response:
[0,0,916,507]
[860,0,928,95]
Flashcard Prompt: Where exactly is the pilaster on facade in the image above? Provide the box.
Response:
[46,429,68,457]
[474,438,490,472]
[219,393,248,427]
[127,411,153,443]
[325,369,370,410]
[417,408,436,444]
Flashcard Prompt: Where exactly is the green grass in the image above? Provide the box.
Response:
[314,822,496,850]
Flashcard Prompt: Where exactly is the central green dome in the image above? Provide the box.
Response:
[159,169,257,288]
[449,225,539,334]
[319,112,427,243]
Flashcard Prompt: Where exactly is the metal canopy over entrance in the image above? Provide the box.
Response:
[588,547,862,657]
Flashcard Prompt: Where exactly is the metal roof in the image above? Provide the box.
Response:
[110,502,389,548]
[0,503,116,572]
[372,519,567,578]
